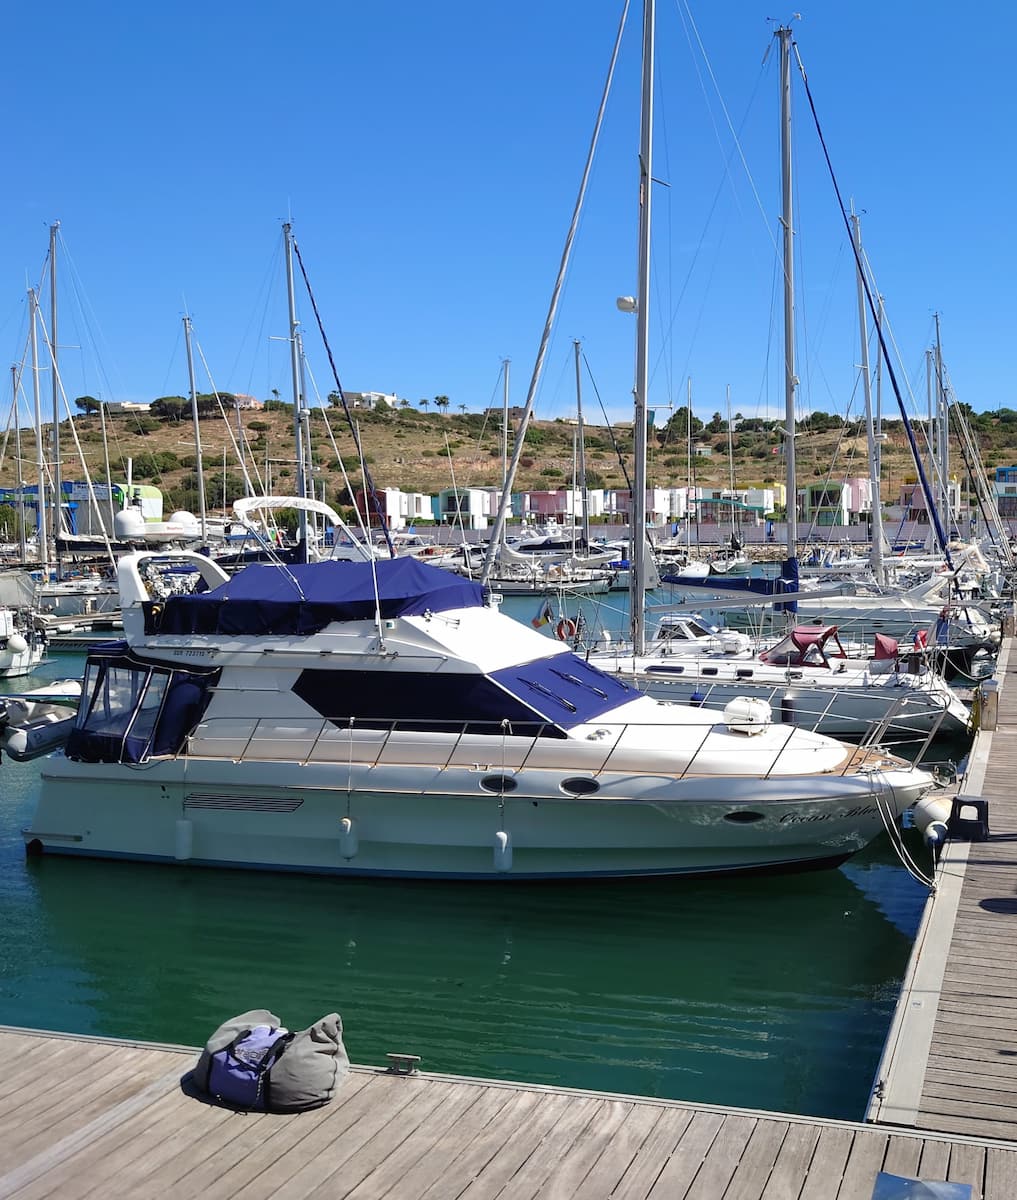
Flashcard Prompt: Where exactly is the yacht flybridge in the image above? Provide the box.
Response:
[24,548,936,879]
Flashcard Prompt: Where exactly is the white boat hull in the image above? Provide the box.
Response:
[0,639,45,679]
[30,753,931,879]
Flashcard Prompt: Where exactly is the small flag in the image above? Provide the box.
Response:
[532,601,554,629]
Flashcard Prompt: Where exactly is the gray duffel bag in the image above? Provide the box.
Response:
[269,1011,349,1112]
[193,1008,349,1112]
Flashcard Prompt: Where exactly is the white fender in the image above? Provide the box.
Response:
[339,815,359,859]
[493,830,512,872]
[174,818,194,861]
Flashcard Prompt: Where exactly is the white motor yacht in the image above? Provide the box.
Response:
[21,545,937,880]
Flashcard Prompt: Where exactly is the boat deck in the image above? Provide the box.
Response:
[1,1025,1016,1199]
[872,634,1017,1142]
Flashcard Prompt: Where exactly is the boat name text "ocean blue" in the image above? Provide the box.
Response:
[780,805,879,824]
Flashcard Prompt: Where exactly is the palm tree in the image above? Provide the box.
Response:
[435,395,450,416]
[418,398,429,412]
[458,403,467,415]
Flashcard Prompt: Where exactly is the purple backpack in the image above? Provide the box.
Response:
[194,1008,348,1112]
[202,1023,293,1110]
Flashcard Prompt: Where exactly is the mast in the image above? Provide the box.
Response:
[296,331,316,548]
[99,398,115,535]
[850,210,885,585]
[726,384,737,540]
[11,366,25,562]
[283,222,308,552]
[934,313,950,529]
[874,294,884,488]
[687,377,697,551]
[776,26,798,562]
[628,0,654,656]
[573,340,590,548]
[685,378,693,554]
[501,358,510,524]
[183,314,208,542]
[925,347,935,544]
[48,222,63,578]
[28,288,48,568]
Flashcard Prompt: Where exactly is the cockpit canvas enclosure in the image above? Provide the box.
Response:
[66,641,220,764]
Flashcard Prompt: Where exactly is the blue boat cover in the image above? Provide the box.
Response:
[154,558,486,636]
[662,556,800,613]
[293,650,638,737]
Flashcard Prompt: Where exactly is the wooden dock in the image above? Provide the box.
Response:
[1,1025,1017,1199]
[872,634,1017,1146]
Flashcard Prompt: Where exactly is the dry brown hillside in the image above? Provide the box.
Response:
[0,401,1006,518]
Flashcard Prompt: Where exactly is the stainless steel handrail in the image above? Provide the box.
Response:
[183,711,918,780]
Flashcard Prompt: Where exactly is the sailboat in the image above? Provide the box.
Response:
[16,12,937,880]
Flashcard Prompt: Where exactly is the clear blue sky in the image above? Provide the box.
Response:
[2,2,1012,433]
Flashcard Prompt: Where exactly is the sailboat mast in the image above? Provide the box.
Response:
[777,26,797,559]
[934,313,950,529]
[629,0,654,656]
[12,366,25,562]
[501,358,510,513]
[851,210,885,585]
[99,398,115,535]
[183,315,208,542]
[28,289,48,567]
[573,340,590,548]
[283,222,309,551]
[925,347,936,546]
[726,384,736,537]
[49,222,63,579]
[875,294,884,485]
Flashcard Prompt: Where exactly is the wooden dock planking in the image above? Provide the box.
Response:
[2,1029,1017,1197]
[870,634,1017,1146]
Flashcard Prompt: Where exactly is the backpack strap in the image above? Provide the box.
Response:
[261,1032,295,1110]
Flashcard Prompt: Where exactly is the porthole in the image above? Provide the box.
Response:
[736,668,753,679]
[723,810,765,824]
[480,774,518,794]
[701,667,718,676]
[560,777,600,796]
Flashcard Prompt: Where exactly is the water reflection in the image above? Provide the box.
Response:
[4,840,926,1120]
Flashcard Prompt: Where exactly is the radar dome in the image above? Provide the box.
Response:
[114,509,147,539]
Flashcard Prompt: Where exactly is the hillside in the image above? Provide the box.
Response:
[0,401,1011,519]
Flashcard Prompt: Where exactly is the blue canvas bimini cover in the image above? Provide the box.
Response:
[153,558,486,636]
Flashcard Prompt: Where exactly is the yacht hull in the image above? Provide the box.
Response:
[29,754,931,879]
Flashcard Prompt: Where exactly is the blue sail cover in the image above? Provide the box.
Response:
[661,556,800,613]
[154,558,486,636]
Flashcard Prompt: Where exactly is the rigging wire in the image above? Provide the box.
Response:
[31,304,116,567]
[481,0,630,584]
[290,236,394,558]
[582,350,632,492]
[300,364,375,547]
[790,38,954,570]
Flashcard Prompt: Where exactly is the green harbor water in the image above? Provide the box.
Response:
[0,626,952,1122]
